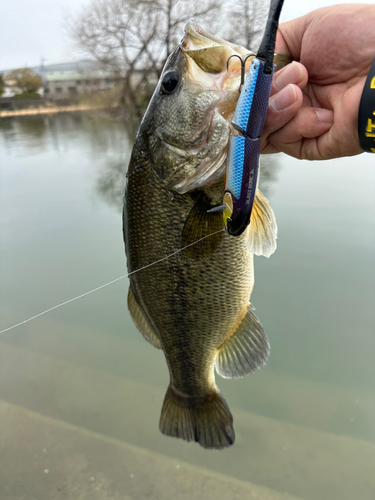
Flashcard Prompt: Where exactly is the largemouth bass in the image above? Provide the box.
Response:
[123,23,278,449]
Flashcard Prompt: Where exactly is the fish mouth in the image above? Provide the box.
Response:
[182,21,249,58]
[181,22,253,94]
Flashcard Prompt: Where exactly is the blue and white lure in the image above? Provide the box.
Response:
[222,0,285,236]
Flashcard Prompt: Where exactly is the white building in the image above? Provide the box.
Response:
[0,61,117,101]
[44,64,116,99]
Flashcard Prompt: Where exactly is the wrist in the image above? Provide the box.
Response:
[358,56,375,153]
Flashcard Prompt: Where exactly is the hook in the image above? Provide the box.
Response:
[227,53,255,93]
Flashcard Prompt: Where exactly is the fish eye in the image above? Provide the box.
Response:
[160,71,179,95]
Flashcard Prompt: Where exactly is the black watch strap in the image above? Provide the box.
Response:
[358,56,375,153]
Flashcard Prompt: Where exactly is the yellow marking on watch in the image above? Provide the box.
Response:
[366,118,375,133]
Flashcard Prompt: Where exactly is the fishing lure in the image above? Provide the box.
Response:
[223,0,285,236]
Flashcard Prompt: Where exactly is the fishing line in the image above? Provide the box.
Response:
[0,227,225,336]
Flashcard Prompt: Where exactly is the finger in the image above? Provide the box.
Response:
[262,63,308,153]
[302,93,312,107]
[275,16,311,61]
[270,61,308,96]
[267,107,334,159]
[261,84,304,152]
[262,143,281,154]
[274,31,292,58]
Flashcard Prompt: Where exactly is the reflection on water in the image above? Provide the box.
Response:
[0,114,137,214]
[258,155,282,197]
[0,114,374,500]
[96,158,129,212]
[17,115,48,137]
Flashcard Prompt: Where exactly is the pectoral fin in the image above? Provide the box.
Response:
[128,288,162,349]
[181,193,224,259]
[247,189,277,258]
[215,306,270,379]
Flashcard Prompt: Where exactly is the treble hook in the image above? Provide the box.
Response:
[226,53,255,93]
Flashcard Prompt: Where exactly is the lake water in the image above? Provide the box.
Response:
[0,113,374,500]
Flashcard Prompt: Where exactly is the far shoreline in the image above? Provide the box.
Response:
[0,103,117,118]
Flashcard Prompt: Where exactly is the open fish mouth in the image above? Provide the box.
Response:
[182,22,249,62]
[181,22,252,94]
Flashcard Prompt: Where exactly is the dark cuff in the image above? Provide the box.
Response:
[358,56,375,153]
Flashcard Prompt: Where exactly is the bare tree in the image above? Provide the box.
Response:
[67,0,161,117]
[67,0,221,117]
[153,0,222,62]
[222,0,269,52]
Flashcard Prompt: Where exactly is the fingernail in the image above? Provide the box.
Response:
[315,108,334,123]
[274,61,304,90]
[269,84,297,112]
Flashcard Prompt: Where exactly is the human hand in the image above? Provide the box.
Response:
[261,4,375,160]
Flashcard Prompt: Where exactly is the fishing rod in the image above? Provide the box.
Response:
[222,0,285,236]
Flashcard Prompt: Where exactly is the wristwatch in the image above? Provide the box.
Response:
[358,56,375,153]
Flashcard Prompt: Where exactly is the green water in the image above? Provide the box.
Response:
[0,114,374,499]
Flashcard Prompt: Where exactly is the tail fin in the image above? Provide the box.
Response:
[159,385,234,450]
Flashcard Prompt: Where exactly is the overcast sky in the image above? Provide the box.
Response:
[0,0,372,70]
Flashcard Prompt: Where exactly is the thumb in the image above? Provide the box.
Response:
[275,15,311,60]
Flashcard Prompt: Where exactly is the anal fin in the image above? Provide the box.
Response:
[215,306,270,379]
[128,288,162,349]
[247,189,277,258]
